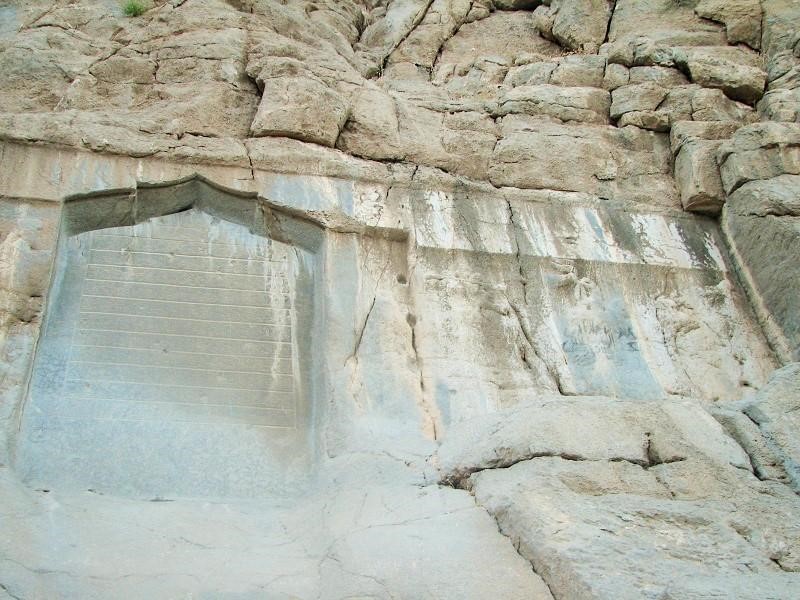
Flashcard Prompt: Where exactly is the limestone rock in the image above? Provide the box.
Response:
[497,84,611,124]
[434,10,563,87]
[610,82,667,119]
[674,46,767,104]
[606,0,727,63]
[723,171,800,362]
[470,455,800,599]
[602,62,629,90]
[669,120,740,154]
[249,76,349,147]
[550,0,614,54]
[726,174,800,217]
[356,0,434,76]
[387,0,472,70]
[675,139,726,214]
[1,1,800,598]
[695,0,762,50]
[690,87,758,122]
[760,86,800,122]
[550,55,607,88]
[437,396,751,485]
[489,116,676,205]
[629,65,688,87]
[718,121,800,193]
[712,406,792,483]
[745,363,800,489]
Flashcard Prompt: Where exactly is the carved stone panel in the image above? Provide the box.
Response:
[15,209,313,498]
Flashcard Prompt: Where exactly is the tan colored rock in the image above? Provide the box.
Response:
[674,46,767,104]
[617,110,670,132]
[505,61,557,87]
[610,82,667,119]
[628,65,688,87]
[718,121,800,193]
[356,0,434,76]
[250,76,349,147]
[497,84,611,124]
[674,139,726,214]
[434,10,563,87]
[670,120,740,154]
[387,0,472,70]
[551,0,614,53]
[489,116,677,205]
[606,0,727,61]
[602,62,629,90]
[335,87,404,160]
[695,0,762,50]
[691,87,758,122]
[550,55,607,88]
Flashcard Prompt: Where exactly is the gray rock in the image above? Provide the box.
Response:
[470,455,800,600]
[602,62,629,90]
[723,170,800,362]
[438,396,751,485]
[745,363,800,488]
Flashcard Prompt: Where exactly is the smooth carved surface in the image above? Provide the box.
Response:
[70,211,297,428]
[15,209,310,497]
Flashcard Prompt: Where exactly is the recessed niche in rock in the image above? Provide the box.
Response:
[15,208,315,498]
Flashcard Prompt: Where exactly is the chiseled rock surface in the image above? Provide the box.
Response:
[0,1,799,598]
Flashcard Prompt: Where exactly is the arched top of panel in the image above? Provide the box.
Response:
[60,174,326,252]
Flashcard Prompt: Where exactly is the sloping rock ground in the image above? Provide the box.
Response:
[0,0,799,598]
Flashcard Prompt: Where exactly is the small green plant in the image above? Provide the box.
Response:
[122,0,147,17]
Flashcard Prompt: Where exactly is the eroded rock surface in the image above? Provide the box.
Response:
[1,1,799,599]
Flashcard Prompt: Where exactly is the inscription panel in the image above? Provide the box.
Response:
[16,209,312,497]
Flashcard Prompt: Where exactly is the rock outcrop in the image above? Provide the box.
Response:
[0,1,799,598]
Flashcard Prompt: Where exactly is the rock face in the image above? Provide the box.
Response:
[0,1,799,599]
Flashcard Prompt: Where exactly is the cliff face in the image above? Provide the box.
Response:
[0,1,799,598]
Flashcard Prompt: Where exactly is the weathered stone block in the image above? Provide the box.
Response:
[675,139,726,214]
[250,76,349,147]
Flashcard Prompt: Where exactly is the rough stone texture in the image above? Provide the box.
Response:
[674,139,726,214]
[673,46,767,105]
[723,174,800,363]
[695,0,762,50]
[0,0,799,598]
[744,363,800,489]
